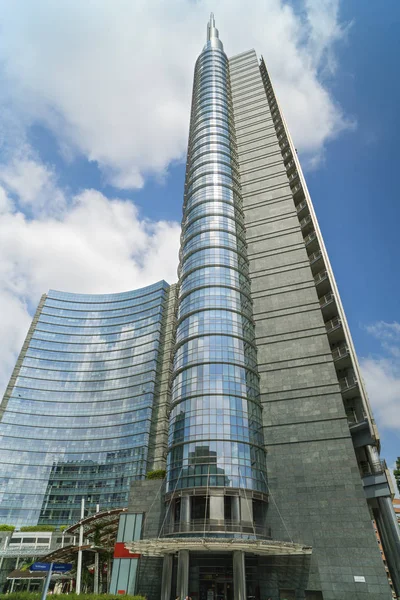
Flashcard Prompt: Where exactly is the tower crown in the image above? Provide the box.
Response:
[205,13,223,50]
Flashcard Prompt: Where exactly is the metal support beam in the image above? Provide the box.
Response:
[233,551,246,600]
[176,550,189,599]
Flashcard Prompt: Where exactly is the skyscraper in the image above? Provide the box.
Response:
[1,14,399,600]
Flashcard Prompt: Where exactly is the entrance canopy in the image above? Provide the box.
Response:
[125,537,312,557]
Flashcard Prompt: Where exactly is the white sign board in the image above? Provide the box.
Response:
[354,576,366,583]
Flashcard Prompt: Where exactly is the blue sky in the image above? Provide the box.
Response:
[0,0,399,479]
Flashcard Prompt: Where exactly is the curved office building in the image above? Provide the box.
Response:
[0,282,173,527]
[166,15,268,539]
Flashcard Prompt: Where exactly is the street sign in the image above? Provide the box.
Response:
[30,562,73,573]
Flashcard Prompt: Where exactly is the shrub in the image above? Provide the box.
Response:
[0,523,15,531]
[20,525,56,532]
[145,469,166,480]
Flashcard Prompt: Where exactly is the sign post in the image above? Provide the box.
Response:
[40,562,53,600]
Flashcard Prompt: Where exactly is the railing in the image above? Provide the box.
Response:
[291,182,302,194]
[308,250,322,264]
[300,215,312,229]
[296,199,307,213]
[325,316,342,333]
[314,270,328,285]
[339,375,358,391]
[286,159,295,171]
[360,459,387,477]
[304,231,317,246]
[282,149,292,160]
[319,292,334,308]
[288,171,299,183]
[161,519,271,539]
[0,544,64,558]
[332,345,349,361]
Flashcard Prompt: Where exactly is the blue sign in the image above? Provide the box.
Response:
[30,562,72,573]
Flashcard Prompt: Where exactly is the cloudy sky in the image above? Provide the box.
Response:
[0,0,399,478]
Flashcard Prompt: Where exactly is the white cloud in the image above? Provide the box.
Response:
[360,322,400,430]
[0,157,180,396]
[0,150,66,216]
[0,0,352,188]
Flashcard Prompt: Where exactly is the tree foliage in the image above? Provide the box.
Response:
[145,469,166,480]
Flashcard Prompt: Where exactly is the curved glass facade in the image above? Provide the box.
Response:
[0,281,169,527]
[167,31,267,494]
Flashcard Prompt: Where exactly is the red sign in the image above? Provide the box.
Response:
[114,542,140,559]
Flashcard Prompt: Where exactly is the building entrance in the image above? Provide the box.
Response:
[190,553,234,600]
[200,578,233,600]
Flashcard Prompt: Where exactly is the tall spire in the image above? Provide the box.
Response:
[205,13,223,50]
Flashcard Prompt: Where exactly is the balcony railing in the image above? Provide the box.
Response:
[291,182,302,195]
[360,459,387,477]
[319,292,334,308]
[309,250,322,264]
[314,270,328,285]
[286,159,295,171]
[282,149,292,161]
[332,344,349,361]
[161,519,272,539]
[326,316,342,333]
[288,170,299,183]
[300,214,312,229]
[296,199,307,213]
[304,231,317,246]
[339,375,358,391]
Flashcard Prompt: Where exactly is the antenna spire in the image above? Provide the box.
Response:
[205,13,223,50]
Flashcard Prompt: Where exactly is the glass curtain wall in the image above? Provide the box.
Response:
[0,282,168,527]
[167,19,267,494]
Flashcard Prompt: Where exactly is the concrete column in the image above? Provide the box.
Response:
[176,550,189,600]
[161,554,173,600]
[232,496,240,524]
[240,495,253,526]
[181,495,191,532]
[377,497,400,597]
[233,551,246,600]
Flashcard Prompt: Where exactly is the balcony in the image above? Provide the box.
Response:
[332,344,351,370]
[326,316,343,343]
[282,149,292,161]
[296,199,307,214]
[319,292,336,312]
[161,519,272,539]
[279,138,289,151]
[304,230,318,252]
[339,374,359,399]
[314,269,329,289]
[291,182,303,198]
[300,213,313,235]
[286,159,296,173]
[288,170,300,185]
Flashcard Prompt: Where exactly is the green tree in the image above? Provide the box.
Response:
[393,457,400,495]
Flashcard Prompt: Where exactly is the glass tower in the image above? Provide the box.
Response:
[167,15,267,498]
[0,282,171,526]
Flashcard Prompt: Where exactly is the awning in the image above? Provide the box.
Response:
[124,537,312,557]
